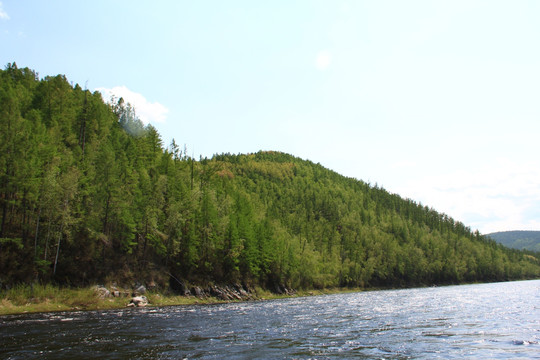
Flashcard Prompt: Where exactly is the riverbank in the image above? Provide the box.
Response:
[3,281,539,359]
[0,284,351,316]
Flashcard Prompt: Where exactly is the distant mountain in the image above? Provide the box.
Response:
[487,231,540,252]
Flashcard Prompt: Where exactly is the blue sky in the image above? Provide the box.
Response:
[2,1,540,234]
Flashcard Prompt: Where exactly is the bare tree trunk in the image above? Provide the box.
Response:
[34,206,41,257]
[0,194,7,238]
[53,199,68,276]
[53,229,62,276]
[44,223,51,261]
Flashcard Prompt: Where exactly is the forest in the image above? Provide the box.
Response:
[488,231,540,252]
[1,63,539,292]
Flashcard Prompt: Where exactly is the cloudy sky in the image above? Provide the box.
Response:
[1,1,540,234]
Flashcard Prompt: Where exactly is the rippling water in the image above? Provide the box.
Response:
[1,280,539,359]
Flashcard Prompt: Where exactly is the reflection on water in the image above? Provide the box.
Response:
[1,280,539,359]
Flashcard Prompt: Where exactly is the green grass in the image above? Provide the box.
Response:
[0,284,141,315]
[0,284,367,316]
[0,284,261,315]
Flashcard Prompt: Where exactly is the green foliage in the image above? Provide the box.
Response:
[488,231,540,252]
[0,64,539,291]
[0,237,23,249]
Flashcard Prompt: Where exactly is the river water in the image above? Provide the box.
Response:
[1,280,539,359]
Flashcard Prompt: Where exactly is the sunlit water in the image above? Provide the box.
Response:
[1,280,539,359]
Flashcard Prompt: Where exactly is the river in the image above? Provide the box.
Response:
[1,280,539,359]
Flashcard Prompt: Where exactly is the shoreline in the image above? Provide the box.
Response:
[0,284,355,316]
[3,279,538,316]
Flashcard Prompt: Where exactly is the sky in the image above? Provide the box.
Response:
[1,0,540,234]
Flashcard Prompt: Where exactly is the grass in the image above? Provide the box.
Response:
[0,284,366,316]
[0,284,129,315]
[0,284,283,315]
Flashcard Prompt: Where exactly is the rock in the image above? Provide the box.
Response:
[200,284,256,301]
[169,276,188,295]
[208,286,218,297]
[107,284,128,297]
[226,286,242,300]
[282,287,295,296]
[127,295,148,307]
[134,284,147,295]
[233,284,251,299]
[94,285,111,299]
[209,286,230,300]
[191,286,204,298]
[213,288,225,300]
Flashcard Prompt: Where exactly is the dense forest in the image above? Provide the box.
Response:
[1,63,539,292]
[487,231,540,252]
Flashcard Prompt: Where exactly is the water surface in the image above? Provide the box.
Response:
[2,280,539,359]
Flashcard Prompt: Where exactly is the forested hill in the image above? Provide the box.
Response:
[1,63,539,291]
[487,231,540,252]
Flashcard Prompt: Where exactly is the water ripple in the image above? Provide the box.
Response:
[1,280,540,359]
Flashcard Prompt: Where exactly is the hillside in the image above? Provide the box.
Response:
[1,63,539,292]
[487,231,540,252]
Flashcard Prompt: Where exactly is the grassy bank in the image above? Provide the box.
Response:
[0,284,346,316]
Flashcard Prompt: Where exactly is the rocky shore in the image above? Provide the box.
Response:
[92,282,296,308]
[0,282,353,316]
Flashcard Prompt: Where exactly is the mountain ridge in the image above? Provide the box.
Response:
[487,231,540,252]
[1,63,539,292]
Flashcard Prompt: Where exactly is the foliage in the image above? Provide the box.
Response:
[1,63,539,291]
[487,231,540,252]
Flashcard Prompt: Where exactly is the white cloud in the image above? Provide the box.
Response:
[96,85,168,124]
[393,158,540,234]
[315,50,332,70]
[0,2,9,20]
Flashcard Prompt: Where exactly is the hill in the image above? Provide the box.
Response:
[487,231,540,252]
[1,63,539,292]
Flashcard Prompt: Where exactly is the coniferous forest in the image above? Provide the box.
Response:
[1,63,539,292]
